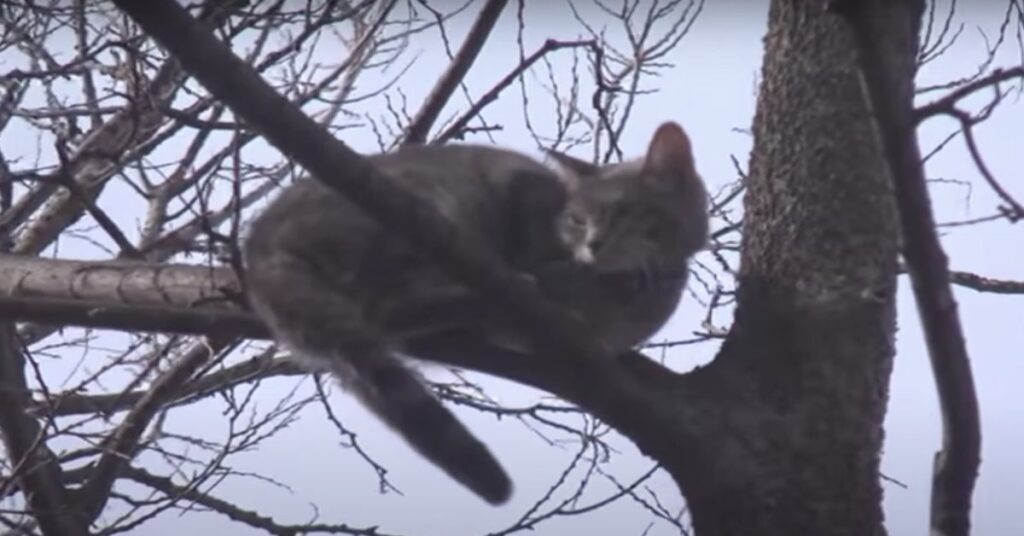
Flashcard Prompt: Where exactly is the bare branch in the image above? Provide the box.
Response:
[434,39,601,143]
[898,261,1024,294]
[838,3,981,535]
[948,270,1024,294]
[120,465,399,536]
[402,0,509,144]
[76,336,232,520]
[914,66,1024,121]
[946,107,1024,221]
[2,0,243,256]
[0,326,89,535]
[37,349,300,417]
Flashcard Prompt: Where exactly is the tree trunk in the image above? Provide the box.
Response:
[648,1,914,533]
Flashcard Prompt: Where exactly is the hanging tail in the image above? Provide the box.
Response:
[334,352,512,504]
[241,253,511,505]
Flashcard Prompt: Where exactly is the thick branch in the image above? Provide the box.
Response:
[402,0,508,144]
[1,251,698,493]
[0,252,260,336]
[0,253,241,307]
[0,253,670,415]
[0,327,89,535]
[839,3,981,535]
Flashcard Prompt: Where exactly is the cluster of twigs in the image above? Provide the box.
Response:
[0,1,711,534]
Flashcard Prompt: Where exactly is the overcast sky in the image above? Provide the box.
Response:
[5,1,1022,534]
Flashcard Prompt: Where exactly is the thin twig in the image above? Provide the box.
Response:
[120,465,399,536]
[434,38,599,143]
[76,337,232,519]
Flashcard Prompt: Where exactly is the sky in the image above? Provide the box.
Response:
[3,1,1022,534]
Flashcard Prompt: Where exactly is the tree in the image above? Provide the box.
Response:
[1,0,1021,535]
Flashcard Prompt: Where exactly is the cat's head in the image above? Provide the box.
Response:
[546,122,709,271]
[555,199,598,263]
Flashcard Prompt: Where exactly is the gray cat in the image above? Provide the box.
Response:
[540,122,709,352]
[241,121,707,505]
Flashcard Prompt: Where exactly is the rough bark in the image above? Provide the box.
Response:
[652,0,907,533]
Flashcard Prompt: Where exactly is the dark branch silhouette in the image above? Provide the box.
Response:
[0,327,89,535]
[403,0,509,144]
[838,2,981,535]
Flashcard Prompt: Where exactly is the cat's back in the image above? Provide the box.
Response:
[370,143,552,200]
[370,143,558,240]
[245,143,557,263]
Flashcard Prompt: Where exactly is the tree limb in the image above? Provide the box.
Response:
[0,253,672,412]
[898,262,1024,295]
[0,326,89,535]
[402,0,508,144]
[914,66,1024,122]
[838,2,981,535]
[35,349,300,417]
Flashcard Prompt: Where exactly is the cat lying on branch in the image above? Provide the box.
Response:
[242,122,708,505]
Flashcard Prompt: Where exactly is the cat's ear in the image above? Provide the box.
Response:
[644,122,696,184]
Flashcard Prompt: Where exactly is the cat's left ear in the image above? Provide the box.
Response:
[644,122,696,185]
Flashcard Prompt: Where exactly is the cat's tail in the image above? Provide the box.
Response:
[334,351,513,505]
[241,250,510,504]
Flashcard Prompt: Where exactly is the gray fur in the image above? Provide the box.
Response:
[243,144,570,505]
[541,122,709,351]
[242,122,708,505]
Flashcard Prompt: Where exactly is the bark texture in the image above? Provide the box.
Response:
[656,0,909,533]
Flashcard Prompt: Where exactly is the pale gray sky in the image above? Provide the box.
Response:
[4,1,1021,534]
